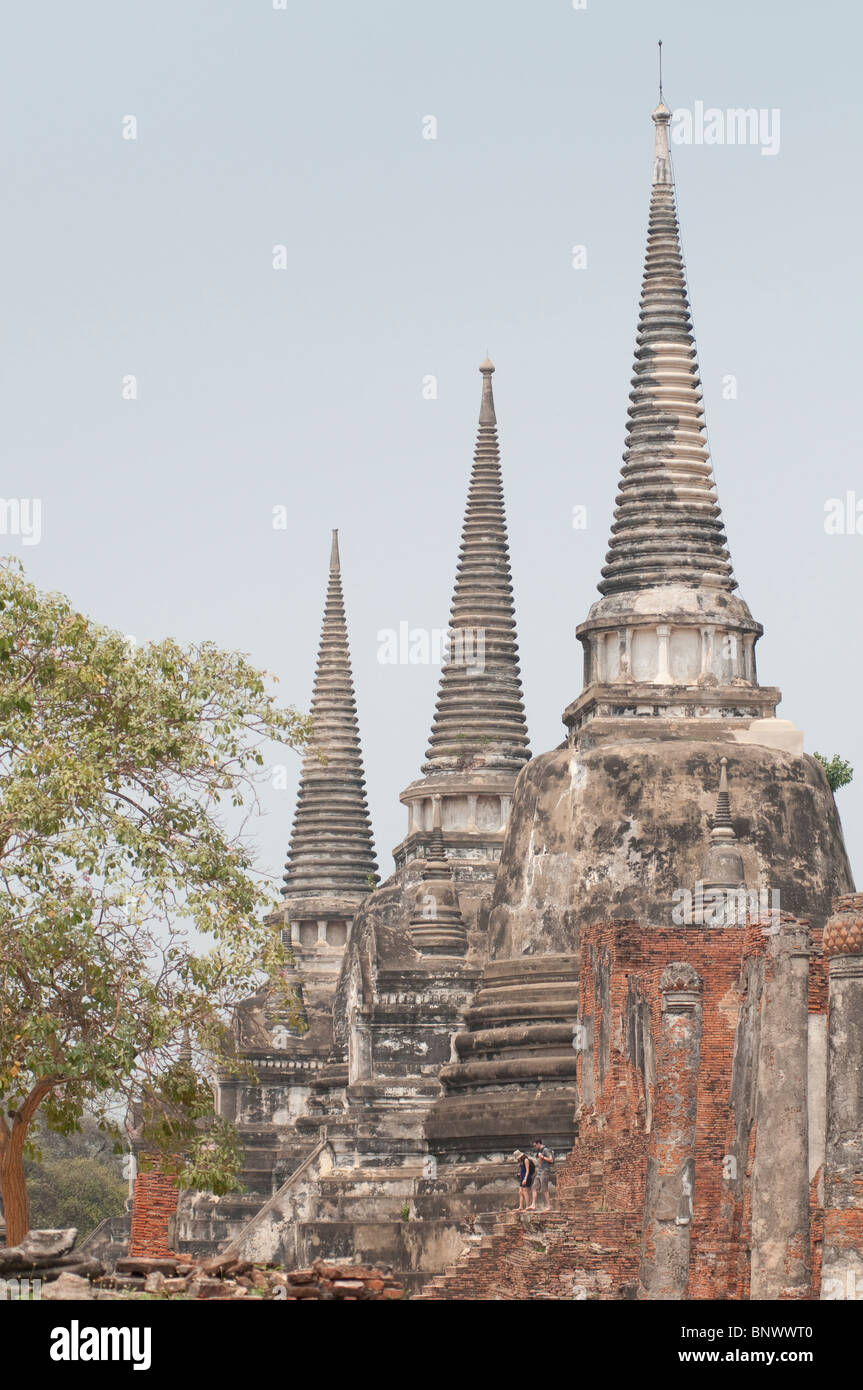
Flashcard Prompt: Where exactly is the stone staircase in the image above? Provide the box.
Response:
[174,1130,321,1258]
[413,1209,560,1300]
[202,1146,516,1294]
[290,1160,514,1294]
[413,1141,644,1300]
[181,1085,654,1298]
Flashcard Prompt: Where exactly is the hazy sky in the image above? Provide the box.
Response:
[5,0,862,890]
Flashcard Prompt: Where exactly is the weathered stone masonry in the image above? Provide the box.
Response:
[638,962,703,1300]
[821,894,863,1301]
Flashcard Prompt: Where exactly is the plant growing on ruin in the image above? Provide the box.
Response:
[814,752,854,793]
[0,560,310,1244]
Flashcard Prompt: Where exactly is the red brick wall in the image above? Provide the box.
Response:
[579,919,768,1299]
[129,1169,180,1259]
[809,926,827,1015]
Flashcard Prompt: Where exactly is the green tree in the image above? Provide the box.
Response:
[20,1111,127,1240]
[129,1053,247,1195]
[0,560,309,1244]
[23,1156,127,1239]
[814,752,854,793]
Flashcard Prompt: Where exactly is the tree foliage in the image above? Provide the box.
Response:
[20,1112,127,1240]
[24,1156,127,1240]
[0,560,309,1241]
[814,752,854,793]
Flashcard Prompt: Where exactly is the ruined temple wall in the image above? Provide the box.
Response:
[420,914,828,1300]
[579,916,829,1298]
[595,918,824,1300]
[578,920,763,1297]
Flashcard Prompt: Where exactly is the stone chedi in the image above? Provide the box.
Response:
[328,357,530,1167]
[279,527,378,979]
[175,360,531,1278]
[394,357,531,875]
[160,89,857,1300]
[417,97,854,1301]
[571,99,771,727]
[700,757,745,897]
[408,798,469,956]
[198,532,379,1233]
[426,96,851,1166]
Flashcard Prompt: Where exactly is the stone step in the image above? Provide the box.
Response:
[311,1189,509,1224]
[204,1194,266,1214]
[298,1217,464,1277]
[319,1165,426,1185]
[417,1172,512,1196]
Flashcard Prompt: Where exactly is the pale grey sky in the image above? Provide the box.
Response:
[5,0,862,887]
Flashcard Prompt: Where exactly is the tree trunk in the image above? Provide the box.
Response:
[0,1127,30,1246]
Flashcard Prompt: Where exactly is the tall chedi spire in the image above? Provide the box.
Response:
[598,99,734,597]
[282,530,378,917]
[424,360,530,776]
[222,532,374,1172]
[394,361,530,872]
[566,88,781,737]
[282,530,377,900]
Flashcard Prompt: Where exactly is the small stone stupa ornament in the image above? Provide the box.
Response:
[409,798,468,956]
[697,758,746,925]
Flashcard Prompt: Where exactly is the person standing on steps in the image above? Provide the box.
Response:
[513,1150,536,1211]
[530,1137,555,1211]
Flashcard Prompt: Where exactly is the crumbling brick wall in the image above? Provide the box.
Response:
[129,1170,180,1259]
[578,920,766,1299]
[421,916,826,1300]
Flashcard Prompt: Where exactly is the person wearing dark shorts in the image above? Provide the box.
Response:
[514,1150,536,1211]
[530,1137,554,1211]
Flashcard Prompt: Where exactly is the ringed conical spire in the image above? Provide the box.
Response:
[422,360,530,775]
[282,530,378,900]
[598,99,735,597]
[568,87,777,734]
